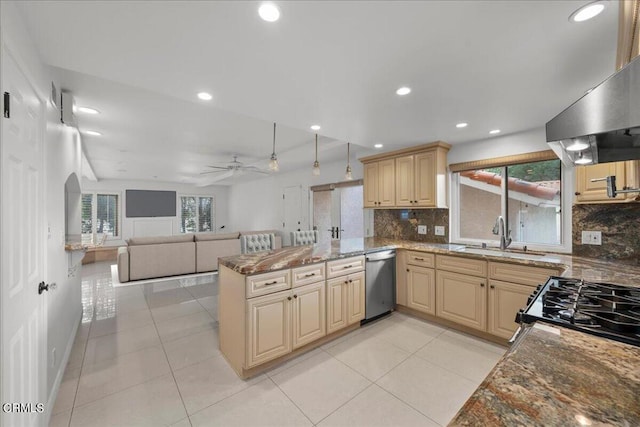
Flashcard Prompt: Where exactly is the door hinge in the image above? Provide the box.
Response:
[283,222,285,228]
[282,194,285,200]
[3,92,9,118]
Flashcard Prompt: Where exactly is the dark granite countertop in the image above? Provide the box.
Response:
[219,237,640,286]
[449,323,640,426]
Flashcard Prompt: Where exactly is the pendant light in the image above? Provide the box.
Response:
[312,134,320,176]
[269,122,279,172]
[345,142,353,180]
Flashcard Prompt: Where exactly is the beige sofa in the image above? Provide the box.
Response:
[117,231,281,283]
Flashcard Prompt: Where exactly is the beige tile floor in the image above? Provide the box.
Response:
[50,261,507,427]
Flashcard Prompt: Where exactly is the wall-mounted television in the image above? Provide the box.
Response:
[126,190,176,218]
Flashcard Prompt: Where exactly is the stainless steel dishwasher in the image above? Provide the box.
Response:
[364,250,396,322]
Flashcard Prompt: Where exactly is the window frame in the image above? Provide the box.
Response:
[179,195,215,233]
[81,191,122,243]
[450,159,573,253]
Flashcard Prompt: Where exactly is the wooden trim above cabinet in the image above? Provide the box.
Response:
[449,150,557,173]
[358,141,451,163]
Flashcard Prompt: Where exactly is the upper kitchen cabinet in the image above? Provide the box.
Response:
[360,141,450,209]
[363,159,395,208]
[575,161,639,203]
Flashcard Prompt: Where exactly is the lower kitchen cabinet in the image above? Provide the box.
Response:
[292,281,326,349]
[406,265,436,315]
[327,271,365,334]
[487,279,532,339]
[247,290,292,368]
[436,270,487,331]
[247,281,326,368]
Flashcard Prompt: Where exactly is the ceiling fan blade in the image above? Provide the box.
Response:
[205,165,231,170]
[200,169,230,175]
[196,169,236,186]
[243,166,271,174]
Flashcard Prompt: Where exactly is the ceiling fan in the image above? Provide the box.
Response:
[201,155,270,176]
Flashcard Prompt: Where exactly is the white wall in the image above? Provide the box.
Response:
[1,0,84,418]
[447,127,549,165]
[81,179,229,245]
[228,158,368,241]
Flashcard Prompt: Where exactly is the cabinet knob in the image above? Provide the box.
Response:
[575,192,581,196]
[490,285,495,289]
[480,283,485,287]
[406,268,409,272]
[293,294,298,299]
[345,280,348,284]
[349,279,353,283]
[287,296,292,300]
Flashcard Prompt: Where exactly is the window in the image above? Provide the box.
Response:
[180,196,214,233]
[452,157,565,249]
[81,193,120,244]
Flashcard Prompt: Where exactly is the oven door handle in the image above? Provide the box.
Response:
[508,326,523,345]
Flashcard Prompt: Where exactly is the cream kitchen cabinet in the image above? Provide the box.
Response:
[575,161,639,203]
[246,289,292,367]
[364,159,395,208]
[407,265,436,315]
[436,269,487,331]
[292,281,326,349]
[327,271,365,334]
[487,279,533,339]
[361,141,450,209]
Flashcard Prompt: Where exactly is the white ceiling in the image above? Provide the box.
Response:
[17,1,619,184]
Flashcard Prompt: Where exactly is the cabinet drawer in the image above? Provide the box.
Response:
[488,262,560,288]
[406,251,435,268]
[436,255,487,277]
[246,269,291,298]
[291,263,326,288]
[327,255,365,278]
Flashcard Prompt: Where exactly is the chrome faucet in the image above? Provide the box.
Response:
[492,215,512,250]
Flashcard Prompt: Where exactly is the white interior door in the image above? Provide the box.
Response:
[312,185,364,242]
[1,47,47,427]
[282,185,305,246]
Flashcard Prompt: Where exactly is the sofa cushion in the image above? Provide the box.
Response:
[194,232,240,242]
[127,234,194,246]
[128,242,196,280]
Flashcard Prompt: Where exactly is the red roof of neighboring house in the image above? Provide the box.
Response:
[460,170,560,201]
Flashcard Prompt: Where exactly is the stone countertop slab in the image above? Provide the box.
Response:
[448,323,640,426]
[219,237,640,286]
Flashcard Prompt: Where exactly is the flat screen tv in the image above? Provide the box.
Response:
[126,190,176,217]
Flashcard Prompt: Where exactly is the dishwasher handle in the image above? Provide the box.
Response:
[366,250,396,262]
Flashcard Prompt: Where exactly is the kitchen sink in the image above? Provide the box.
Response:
[454,246,548,260]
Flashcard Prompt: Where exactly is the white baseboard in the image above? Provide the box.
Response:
[44,312,81,427]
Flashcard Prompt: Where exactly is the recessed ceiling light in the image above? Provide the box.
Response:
[77,106,100,114]
[456,123,468,128]
[569,1,606,23]
[259,3,280,22]
[84,130,102,136]
[374,144,383,149]
[197,92,212,101]
[310,125,321,131]
[489,129,501,135]
[396,87,411,96]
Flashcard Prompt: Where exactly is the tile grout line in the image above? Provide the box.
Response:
[268,376,317,426]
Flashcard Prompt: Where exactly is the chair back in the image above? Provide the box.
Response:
[240,233,276,254]
[290,230,319,246]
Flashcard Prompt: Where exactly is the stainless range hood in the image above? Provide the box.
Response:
[546,55,640,166]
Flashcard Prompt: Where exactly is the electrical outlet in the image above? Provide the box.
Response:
[434,226,445,236]
[581,230,602,245]
[417,225,427,235]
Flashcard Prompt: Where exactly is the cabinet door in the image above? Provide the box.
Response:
[395,155,414,207]
[575,162,627,202]
[436,270,487,331]
[395,250,408,306]
[292,282,326,349]
[246,290,292,368]
[488,280,532,339]
[378,159,396,207]
[327,276,348,333]
[346,271,366,324]
[363,163,379,208]
[414,151,436,207]
[406,265,436,315]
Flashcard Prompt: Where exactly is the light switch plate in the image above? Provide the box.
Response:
[581,230,602,245]
[434,226,445,236]
[417,225,427,235]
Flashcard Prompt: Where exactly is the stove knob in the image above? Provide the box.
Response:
[514,309,524,323]
[536,284,544,292]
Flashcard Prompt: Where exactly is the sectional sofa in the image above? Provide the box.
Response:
[116,231,281,282]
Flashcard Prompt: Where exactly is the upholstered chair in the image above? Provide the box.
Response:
[240,233,276,254]
[290,230,319,246]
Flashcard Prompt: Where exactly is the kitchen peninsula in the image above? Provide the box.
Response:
[218,238,640,424]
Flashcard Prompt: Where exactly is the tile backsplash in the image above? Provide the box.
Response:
[374,209,449,243]
[572,203,640,265]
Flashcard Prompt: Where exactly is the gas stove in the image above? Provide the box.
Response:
[516,276,640,347]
